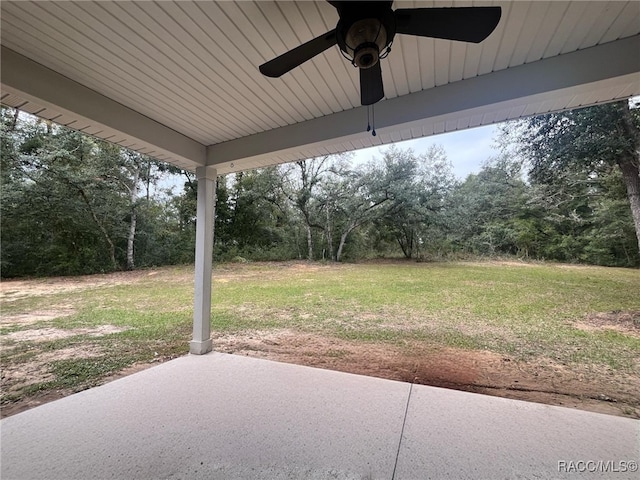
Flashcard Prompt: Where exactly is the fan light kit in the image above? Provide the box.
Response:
[260,1,501,133]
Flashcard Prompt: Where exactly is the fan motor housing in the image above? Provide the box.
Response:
[335,2,396,69]
[353,42,380,69]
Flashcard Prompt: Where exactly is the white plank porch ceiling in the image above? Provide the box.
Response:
[1,1,639,172]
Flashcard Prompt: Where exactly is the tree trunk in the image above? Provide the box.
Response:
[618,102,640,256]
[618,159,640,255]
[77,188,117,270]
[336,224,354,263]
[10,108,19,132]
[146,159,151,202]
[336,230,349,262]
[295,228,302,259]
[126,166,140,270]
[306,224,313,260]
[127,209,138,270]
[396,228,413,259]
[325,206,334,261]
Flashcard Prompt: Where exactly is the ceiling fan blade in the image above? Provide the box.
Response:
[394,7,501,43]
[259,29,337,77]
[360,61,384,106]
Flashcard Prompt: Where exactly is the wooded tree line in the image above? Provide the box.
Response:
[1,99,638,278]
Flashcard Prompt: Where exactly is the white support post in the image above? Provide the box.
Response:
[190,166,217,355]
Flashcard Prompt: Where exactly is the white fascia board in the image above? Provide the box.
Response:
[207,34,640,174]
[1,46,206,169]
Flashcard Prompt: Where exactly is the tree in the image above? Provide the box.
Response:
[280,157,331,260]
[376,146,455,259]
[332,164,391,262]
[448,155,531,257]
[315,157,389,261]
[1,113,125,274]
[217,167,294,260]
[1,107,180,276]
[514,100,640,257]
[98,147,153,271]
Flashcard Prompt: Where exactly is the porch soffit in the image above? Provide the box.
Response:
[1,1,639,172]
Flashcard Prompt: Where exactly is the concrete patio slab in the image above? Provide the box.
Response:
[395,384,639,479]
[1,352,638,480]
[1,353,409,479]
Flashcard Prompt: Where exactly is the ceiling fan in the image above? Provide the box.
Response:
[259,1,502,106]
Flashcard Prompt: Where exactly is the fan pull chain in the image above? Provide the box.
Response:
[372,105,376,136]
[366,105,377,136]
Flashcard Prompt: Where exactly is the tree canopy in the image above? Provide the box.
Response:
[2,100,639,278]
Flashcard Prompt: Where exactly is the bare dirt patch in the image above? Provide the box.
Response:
[0,345,106,417]
[1,287,132,417]
[212,329,640,419]
[0,268,183,302]
[0,309,76,327]
[4,325,127,343]
[0,358,155,418]
[574,311,640,337]
[463,260,538,268]
[2,347,104,390]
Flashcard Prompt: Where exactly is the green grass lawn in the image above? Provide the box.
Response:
[1,260,639,415]
[208,261,639,368]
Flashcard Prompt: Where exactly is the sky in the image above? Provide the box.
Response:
[350,124,501,180]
